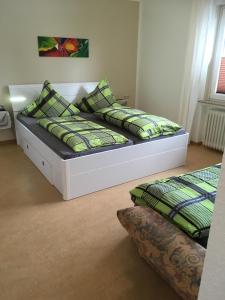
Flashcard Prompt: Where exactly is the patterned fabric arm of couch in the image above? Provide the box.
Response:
[117,206,206,300]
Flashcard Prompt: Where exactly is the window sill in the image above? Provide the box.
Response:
[198,99,225,108]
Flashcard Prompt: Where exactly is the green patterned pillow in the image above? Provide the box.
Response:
[21,96,42,116]
[75,97,91,113]
[22,80,80,118]
[130,164,221,239]
[75,79,117,113]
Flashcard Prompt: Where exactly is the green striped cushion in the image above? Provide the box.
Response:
[130,164,221,239]
[21,96,43,116]
[22,80,80,118]
[39,116,129,153]
[95,106,182,140]
[75,79,117,113]
[75,97,91,113]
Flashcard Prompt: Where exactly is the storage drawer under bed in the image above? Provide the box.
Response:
[22,138,53,184]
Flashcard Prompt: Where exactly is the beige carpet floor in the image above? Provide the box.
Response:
[0,142,222,300]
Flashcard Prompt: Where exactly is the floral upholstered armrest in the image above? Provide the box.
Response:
[117,206,206,300]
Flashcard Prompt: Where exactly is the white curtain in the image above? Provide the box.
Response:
[178,0,218,134]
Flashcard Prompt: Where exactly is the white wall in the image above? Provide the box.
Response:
[0,0,139,141]
[198,152,225,300]
[136,0,193,123]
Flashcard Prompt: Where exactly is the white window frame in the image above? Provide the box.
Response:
[210,6,225,101]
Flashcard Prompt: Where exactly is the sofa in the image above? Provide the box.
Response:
[117,206,205,300]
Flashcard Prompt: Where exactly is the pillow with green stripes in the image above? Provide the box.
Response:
[75,97,91,113]
[21,96,43,116]
[21,80,80,118]
[130,164,221,240]
[75,79,117,113]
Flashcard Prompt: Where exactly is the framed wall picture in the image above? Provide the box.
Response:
[38,36,89,58]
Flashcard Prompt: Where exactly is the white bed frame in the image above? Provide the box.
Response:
[9,82,189,200]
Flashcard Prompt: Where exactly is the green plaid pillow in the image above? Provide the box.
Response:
[75,79,117,113]
[21,96,43,116]
[130,164,221,239]
[22,80,80,118]
[75,97,91,113]
[95,106,182,140]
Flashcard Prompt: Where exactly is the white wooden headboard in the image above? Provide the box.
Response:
[9,81,98,114]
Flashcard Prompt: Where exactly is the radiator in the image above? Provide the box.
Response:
[203,109,225,151]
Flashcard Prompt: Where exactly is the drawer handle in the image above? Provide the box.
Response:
[42,161,45,166]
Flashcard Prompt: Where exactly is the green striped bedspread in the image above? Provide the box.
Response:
[130,164,221,239]
[38,116,129,153]
[94,106,182,140]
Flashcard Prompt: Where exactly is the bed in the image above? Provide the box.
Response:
[9,82,189,200]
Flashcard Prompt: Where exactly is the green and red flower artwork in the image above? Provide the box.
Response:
[38,36,89,57]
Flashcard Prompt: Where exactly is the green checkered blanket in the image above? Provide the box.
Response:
[130,164,221,239]
[94,106,182,140]
[39,116,129,153]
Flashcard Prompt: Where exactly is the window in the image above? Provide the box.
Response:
[210,6,225,100]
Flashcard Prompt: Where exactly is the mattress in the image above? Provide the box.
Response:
[17,113,186,160]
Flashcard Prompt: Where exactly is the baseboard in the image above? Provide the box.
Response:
[0,128,15,142]
[0,139,16,145]
[190,141,203,145]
